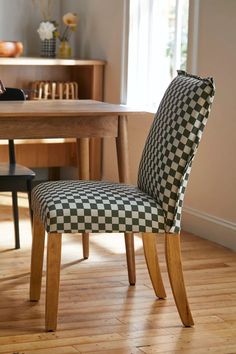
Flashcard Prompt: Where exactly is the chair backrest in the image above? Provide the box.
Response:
[137,71,215,233]
[0,87,26,163]
[30,81,79,100]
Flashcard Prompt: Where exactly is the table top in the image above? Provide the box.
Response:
[0,100,149,118]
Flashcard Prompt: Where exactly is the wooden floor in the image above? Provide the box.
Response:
[0,192,236,354]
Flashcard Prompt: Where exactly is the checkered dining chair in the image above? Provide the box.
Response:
[30,71,215,331]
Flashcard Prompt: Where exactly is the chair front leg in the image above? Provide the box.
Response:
[46,232,62,332]
[124,232,136,285]
[30,215,45,301]
[165,233,194,327]
[142,233,166,299]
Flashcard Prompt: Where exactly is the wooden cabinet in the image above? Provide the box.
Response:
[0,57,105,179]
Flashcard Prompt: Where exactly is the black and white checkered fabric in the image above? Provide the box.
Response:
[41,38,56,58]
[32,71,215,234]
[32,180,165,233]
[138,70,215,233]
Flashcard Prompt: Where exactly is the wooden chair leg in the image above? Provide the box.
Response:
[89,137,103,180]
[77,138,90,180]
[165,233,194,327]
[82,232,89,259]
[116,115,130,184]
[12,191,20,249]
[30,215,45,301]
[45,233,62,332]
[124,233,136,285]
[142,233,166,299]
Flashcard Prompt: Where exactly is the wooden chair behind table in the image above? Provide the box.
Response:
[30,81,79,100]
[0,82,35,249]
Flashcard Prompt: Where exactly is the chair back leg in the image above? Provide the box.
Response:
[12,191,20,249]
[82,232,89,259]
[124,232,136,285]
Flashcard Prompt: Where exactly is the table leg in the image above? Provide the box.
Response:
[89,137,103,180]
[76,138,90,180]
[116,115,130,184]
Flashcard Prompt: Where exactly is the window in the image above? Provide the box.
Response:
[126,0,189,111]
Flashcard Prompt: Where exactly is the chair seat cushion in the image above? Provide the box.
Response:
[32,180,165,233]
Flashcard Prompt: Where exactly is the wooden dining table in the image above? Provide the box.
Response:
[0,100,147,183]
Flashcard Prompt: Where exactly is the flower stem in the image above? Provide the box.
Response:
[61,26,69,41]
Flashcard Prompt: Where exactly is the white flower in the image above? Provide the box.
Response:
[37,21,56,41]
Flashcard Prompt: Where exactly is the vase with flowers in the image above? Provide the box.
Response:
[37,20,57,57]
[58,13,78,59]
[33,0,57,57]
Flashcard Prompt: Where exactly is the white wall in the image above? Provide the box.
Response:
[184,0,236,250]
[61,0,126,103]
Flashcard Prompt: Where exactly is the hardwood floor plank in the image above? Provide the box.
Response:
[155,346,236,354]
[5,347,80,354]
[78,348,144,354]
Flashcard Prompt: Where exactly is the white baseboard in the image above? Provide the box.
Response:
[182,206,236,251]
